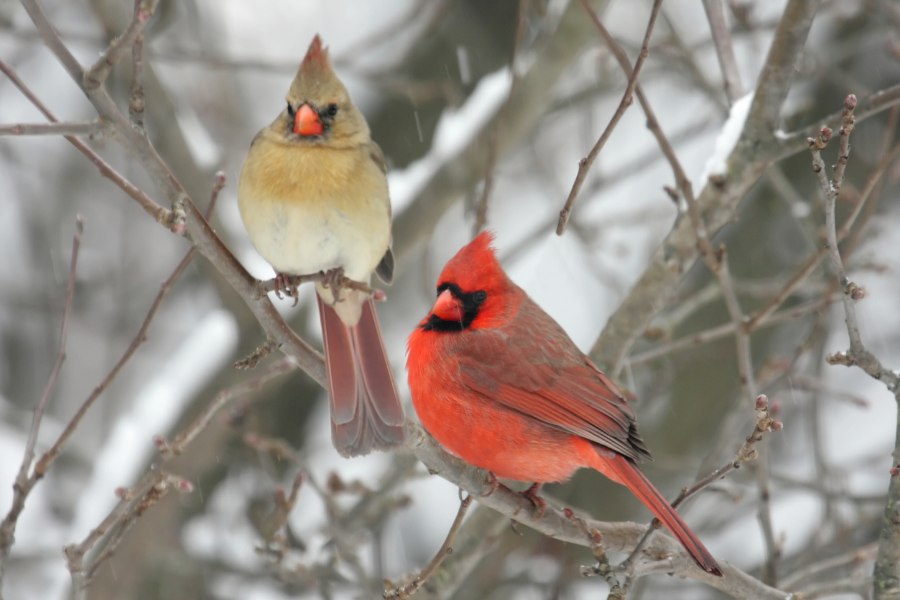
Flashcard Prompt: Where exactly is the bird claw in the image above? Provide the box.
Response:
[480,472,500,497]
[274,273,300,306]
[321,268,345,304]
[521,482,547,520]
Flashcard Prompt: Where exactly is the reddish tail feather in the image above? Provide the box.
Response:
[318,295,406,456]
[594,448,723,577]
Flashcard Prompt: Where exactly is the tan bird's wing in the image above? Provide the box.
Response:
[367,140,394,284]
[367,140,388,175]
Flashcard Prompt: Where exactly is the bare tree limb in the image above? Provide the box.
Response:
[0,121,106,136]
[782,542,877,589]
[0,60,172,228]
[555,0,662,235]
[0,216,83,580]
[592,0,822,374]
[392,0,613,260]
[14,1,327,387]
[805,96,900,598]
[128,0,145,129]
[472,0,528,238]
[612,395,781,593]
[384,492,473,599]
[702,0,743,103]
[406,421,790,599]
[82,0,158,90]
[33,173,226,478]
[629,296,835,366]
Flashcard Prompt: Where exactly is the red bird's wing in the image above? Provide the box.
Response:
[456,298,652,463]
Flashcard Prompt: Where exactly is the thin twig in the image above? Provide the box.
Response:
[807,96,900,592]
[34,173,225,477]
[83,0,159,90]
[629,295,835,366]
[0,121,105,136]
[128,0,145,129]
[744,138,900,331]
[782,542,877,589]
[84,474,192,581]
[564,509,620,594]
[616,395,780,584]
[165,357,298,456]
[701,0,743,103]
[0,60,172,227]
[556,0,663,235]
[384,492,473,599]
[583,12,773,572]
[66,354,294,593]
[18,0,327,387]
[0,216,83,578]
[472,0,527,237]
[789,374,869,408]
[234,339,278,370]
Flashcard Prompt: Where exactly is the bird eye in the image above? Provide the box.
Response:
[327,103,339,117]
[286,102,295,116]
[473,291,487,303]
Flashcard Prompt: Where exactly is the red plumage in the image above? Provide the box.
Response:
[406,231,721,576]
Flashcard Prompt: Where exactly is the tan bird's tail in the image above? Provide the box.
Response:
[318,295,406,456]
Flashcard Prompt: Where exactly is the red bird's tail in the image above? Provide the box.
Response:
[592,447,723,577]
[318,295,406,456]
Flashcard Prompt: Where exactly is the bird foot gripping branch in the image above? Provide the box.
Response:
[520,482,548,520]
[256,270,386,306]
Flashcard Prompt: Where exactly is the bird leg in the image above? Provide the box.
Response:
[320,267,345,304]
[521,482,547,520]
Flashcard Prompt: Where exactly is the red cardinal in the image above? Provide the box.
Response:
[407,232,721,576]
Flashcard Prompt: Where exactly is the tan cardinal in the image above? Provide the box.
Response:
[238,35,405,456]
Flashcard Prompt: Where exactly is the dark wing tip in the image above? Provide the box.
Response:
[376,248,394,285]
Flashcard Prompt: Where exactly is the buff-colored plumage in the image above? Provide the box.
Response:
[238,35,404,456]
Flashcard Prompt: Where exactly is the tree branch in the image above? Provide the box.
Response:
[805,96,900,597]
[592,0,822,374]
[0,120,106,136]
[555,0,662,234]
[0,216,83,580]
[82,0,158,90]
[702,0,743,103]
[14,2,327,387]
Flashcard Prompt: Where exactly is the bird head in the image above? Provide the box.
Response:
[421,231,517,332]
[277,35,369,146]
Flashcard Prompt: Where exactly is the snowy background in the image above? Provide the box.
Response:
[1,0,899,598]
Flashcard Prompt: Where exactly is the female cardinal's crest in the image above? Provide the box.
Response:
[300,35,330,77]
[289,34,346,106]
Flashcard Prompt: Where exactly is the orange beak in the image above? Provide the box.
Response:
[431,289,464,322]
[294,103,323,136]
